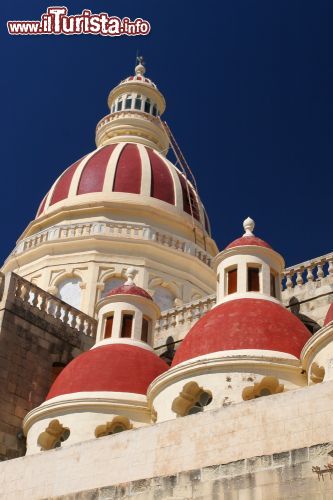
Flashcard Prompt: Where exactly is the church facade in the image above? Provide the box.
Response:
[0,61,333,499]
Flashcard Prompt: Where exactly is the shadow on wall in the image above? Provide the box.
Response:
[159,336,176,366]
[289,297,321,334]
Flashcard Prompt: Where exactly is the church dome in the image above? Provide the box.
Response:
[172,298,311,366]
[46,343,168,400]
[36,142,210,233]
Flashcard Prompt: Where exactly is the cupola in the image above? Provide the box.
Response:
[95,267,160,348]
[23,268,168,454]
[214,217,284,305]
[96,57,169,153]
[148,219,311,424]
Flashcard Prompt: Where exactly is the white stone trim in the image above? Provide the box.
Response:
[148,350,301,401]
[91,337,154,352]
[23,392,148,434]
[138,143,151,196]
[165,156,183,209]
[214,293,282,307]
[102,142,125,192]
[301,322,333,367]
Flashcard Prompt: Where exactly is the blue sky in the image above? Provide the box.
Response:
[1,1,332,266]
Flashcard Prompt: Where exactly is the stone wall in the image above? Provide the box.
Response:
[1,380,333,498]
[49,443,333,499]
[0,273,96,461]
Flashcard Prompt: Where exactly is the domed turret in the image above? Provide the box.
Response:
[97,57,168,152]
[23,270,168,454]
[149,219,311,423]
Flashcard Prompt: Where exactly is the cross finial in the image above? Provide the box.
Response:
[136,55,144,66]
[243,217,255,236]
[135,54,146,76]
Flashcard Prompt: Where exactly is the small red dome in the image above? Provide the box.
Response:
[172,298,311,366]
[324,304,333,326]
[46,344,168,400]
[226,236,272,250]
[107,283,153,300]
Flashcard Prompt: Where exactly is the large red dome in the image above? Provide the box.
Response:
[172,298,311,366]
[36,142,210,233]
[46,344,168,400]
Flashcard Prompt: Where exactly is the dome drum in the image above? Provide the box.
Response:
[23,391,151,455]
[148,352,305,424]
[95,280,160,347]
[95,112,169,151]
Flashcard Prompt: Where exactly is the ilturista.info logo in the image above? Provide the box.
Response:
[7,6,151,36]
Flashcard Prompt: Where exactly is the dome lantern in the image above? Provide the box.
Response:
[96,57,169,152]
[95,267,160,349]
[214,217,285,305]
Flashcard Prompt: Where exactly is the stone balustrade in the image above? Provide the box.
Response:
[11,221,213,267]
[11,273,97,339]
[282,252,333,290]
[95,111,161,134]
[154,294,216,350]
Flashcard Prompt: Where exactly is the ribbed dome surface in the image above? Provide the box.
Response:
[46,344,168,400]
[172,298,311,366]
[36,142,209,232]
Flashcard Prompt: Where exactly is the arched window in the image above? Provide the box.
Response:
[117,99,123,112]
[172,382,213,417]
[95,417,132,438]
[57,276,81,309]
[101,278,125,298]
[242,376,284,401]
[153,286,175,311]
[37,420,70,451]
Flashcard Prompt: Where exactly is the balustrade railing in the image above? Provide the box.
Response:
[154,294,216,338]
[96,111,161,134]
[282,252,333,291]
[12,221,213,267]
[11,273,97,339]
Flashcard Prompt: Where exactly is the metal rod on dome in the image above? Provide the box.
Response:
[160,119,207,250]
